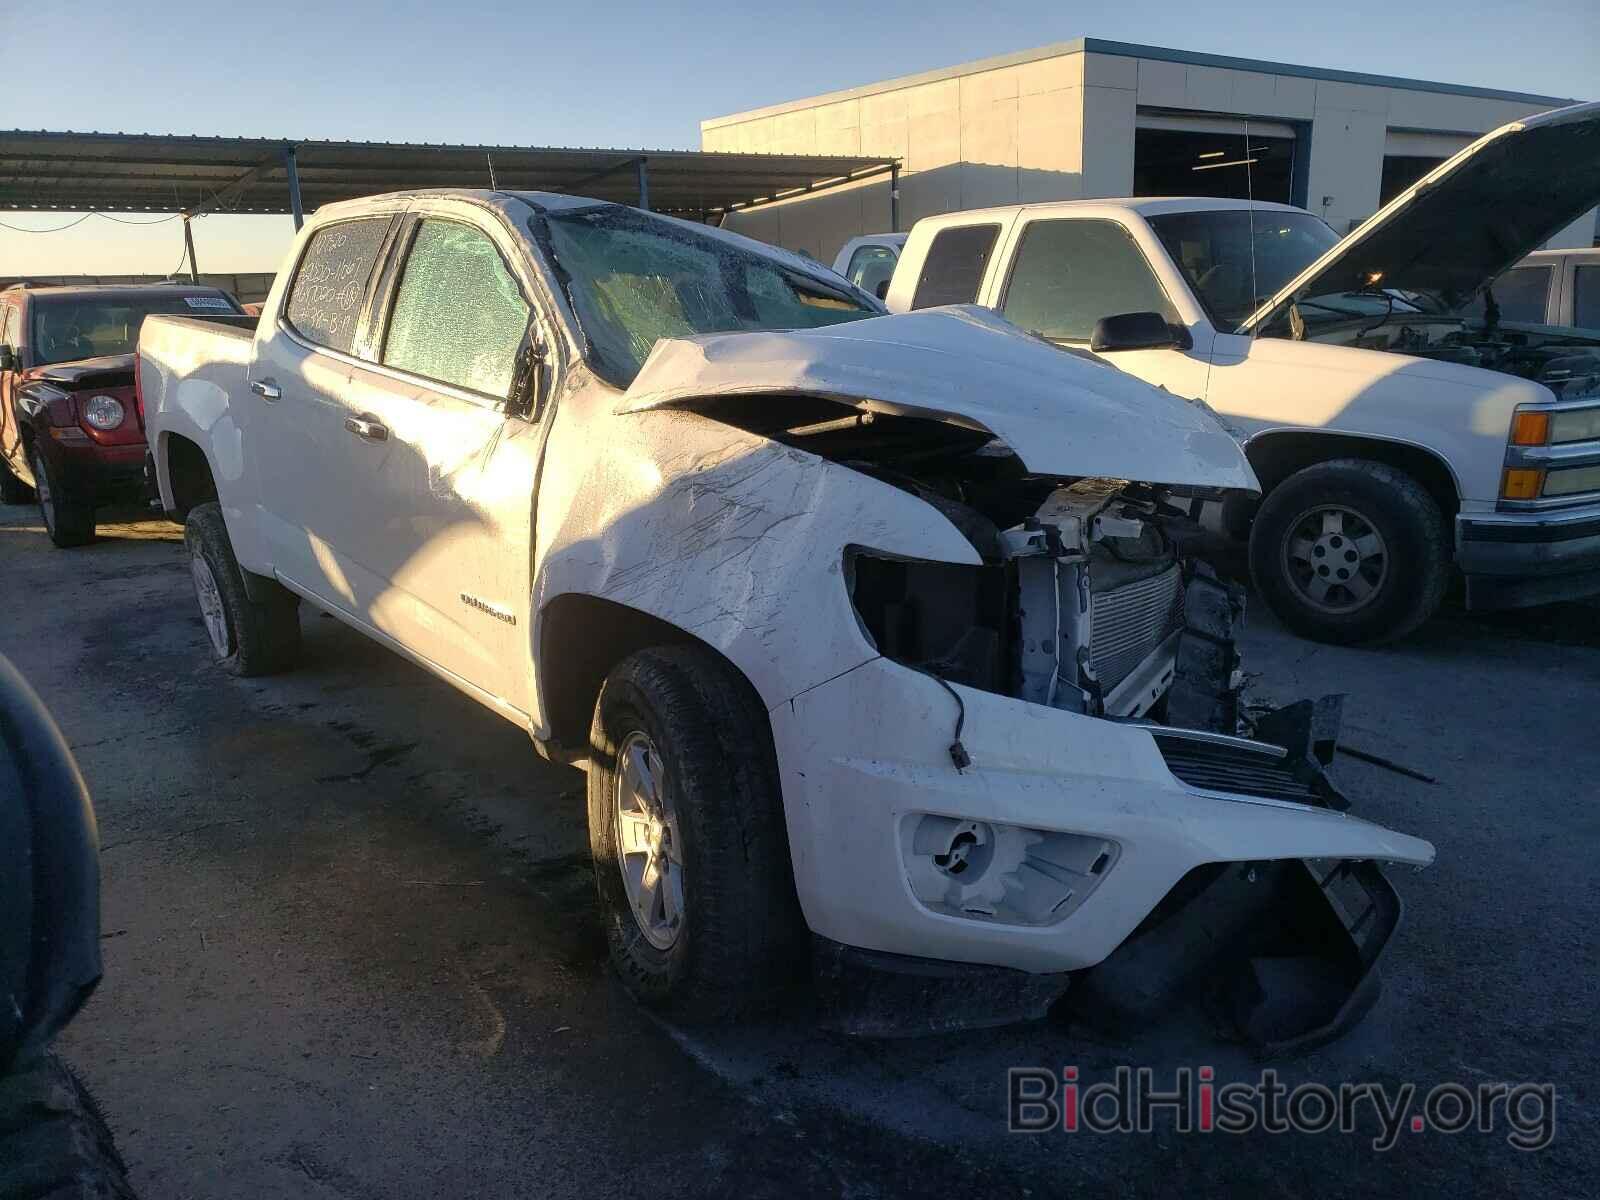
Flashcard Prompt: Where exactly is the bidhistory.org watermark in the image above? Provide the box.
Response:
[1007,1066,1557,1151]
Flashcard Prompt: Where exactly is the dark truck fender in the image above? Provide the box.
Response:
[0,652,102,1074]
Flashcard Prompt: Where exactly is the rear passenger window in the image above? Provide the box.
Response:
[910,224,1000,309]
[1573,266,1600,331]
[283,218,391,356]
[381,220,531,400]
[846,244,899,297]
[1476,266,1551,324]
[1001,219,1178,343]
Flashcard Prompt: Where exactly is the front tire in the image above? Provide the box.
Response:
[1249,459,1448,645]
[29,447,94,548]
[587,646,803,1021]
[184,501,301,676]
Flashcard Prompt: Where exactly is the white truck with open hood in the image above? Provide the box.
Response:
[138,190,1433,1048]
[887,101,1600,644]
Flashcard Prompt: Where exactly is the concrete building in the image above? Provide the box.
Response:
[702,38,1594,262]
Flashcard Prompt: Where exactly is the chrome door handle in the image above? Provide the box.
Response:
[250,379,281,402]
[344,414,388,442]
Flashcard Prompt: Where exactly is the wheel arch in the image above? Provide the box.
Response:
[534,592,769,762]
[1245,429,1462,522]
[158,431,218,519]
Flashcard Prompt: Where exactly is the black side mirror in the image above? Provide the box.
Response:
[1089,311,1193,353]
[0,345,16,372]
[507,334,547,421]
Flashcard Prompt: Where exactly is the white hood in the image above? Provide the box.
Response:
[1248,100,1600,327]
[617,306,1258,492]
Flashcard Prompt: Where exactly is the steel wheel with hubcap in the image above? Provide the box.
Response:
[1280,504,1388,615]
[1250,458,1448,645]
[613,731,685,950]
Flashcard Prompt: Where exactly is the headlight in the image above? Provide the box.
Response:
[82,394,125,430]
[1551,407,1600,444]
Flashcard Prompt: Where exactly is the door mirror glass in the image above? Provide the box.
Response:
[1089,311,1192,353]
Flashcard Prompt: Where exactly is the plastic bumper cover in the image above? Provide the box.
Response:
[769,656,1434,977]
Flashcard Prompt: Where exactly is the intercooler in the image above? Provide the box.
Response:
[1089,563,1185,691]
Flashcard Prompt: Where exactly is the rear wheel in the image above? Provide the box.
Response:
[587,646,803,1021]
[29,447,94,548]
[184,501,301,676]
[1249,459,1448,644]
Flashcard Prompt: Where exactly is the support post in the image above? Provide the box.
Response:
[635,157,650,212]
[889,163,900,233]
[284,145,304,231]
[182,216,199,283]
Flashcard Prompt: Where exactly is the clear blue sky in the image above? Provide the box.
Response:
[2,0,1594,273]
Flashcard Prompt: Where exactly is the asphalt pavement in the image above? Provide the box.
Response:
[2,501,1595,1199]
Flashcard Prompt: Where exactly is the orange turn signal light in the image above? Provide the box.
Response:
[1510,411,1550,446]
[1501,468,1544,500]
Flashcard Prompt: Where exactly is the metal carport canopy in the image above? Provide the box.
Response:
[0,130,898,222]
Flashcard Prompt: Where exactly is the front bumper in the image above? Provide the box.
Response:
[1456,499,1600,609]
[36,438,146,505]
[769,656,1434,977]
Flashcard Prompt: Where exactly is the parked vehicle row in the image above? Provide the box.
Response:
[880,101,1600,644]
[135,187,1432,1047]
[0,283,244,545]
[18,100,1593,1049]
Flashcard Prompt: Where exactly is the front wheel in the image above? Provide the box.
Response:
[29,447,94,548]
[183,502,301,676]
[586,646,803,1022]
[1249,459,1448,645]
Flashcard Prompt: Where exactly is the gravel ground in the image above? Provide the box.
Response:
[2,501,1595,1199]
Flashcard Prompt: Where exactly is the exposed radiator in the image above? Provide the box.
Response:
[1089,563,1184,690]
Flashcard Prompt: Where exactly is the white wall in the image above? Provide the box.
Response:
[703,45,1580,261]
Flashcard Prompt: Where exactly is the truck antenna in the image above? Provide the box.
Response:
[486,153,500,191]
[1245,119,1260,340]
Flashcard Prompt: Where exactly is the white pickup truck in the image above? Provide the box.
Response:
[139,189,1432,1045]
[887,101,1600,643]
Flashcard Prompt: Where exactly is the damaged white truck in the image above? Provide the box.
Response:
[138,190,1434,1050]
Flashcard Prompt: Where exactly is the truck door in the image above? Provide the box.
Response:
[991,217,1214,404]
[324,215,543,719]
[247,215,400,599]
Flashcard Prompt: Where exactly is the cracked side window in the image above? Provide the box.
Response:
[382,220,531,400]
[284,218,390,356]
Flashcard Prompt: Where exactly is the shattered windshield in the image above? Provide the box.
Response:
[535,205,881,386]
[1146,210,1342,331]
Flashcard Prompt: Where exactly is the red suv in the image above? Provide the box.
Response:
[0,283,241,546]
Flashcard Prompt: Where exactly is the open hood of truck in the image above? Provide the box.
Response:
[617,306,1257,491]
[1246,100,1600,329]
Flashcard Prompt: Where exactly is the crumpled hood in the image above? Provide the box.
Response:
[1248,100,1600,326]
[25,353,136,385]
[617,306,1258,491]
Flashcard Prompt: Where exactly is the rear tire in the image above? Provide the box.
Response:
[587,646,803,1022]
[1249,459,1448,645]
[0,454,33,505]
[184,501,301,676]
[29,447,94,548]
